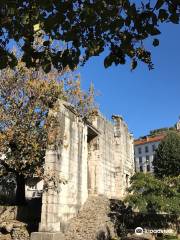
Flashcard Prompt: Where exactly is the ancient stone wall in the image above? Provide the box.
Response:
[39,101,88,232]
[38,101,134,233]
[88,114,134,199]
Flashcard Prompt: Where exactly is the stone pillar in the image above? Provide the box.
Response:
[112,115,124,198]
[80,125,88,205]
[39,150,60,232]
[88,137,99,195]
[31,150,64,240]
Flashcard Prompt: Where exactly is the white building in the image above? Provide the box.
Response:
[25,179,43,199]
[134,134,165,173]
[134,118,180,173]
[0,153,43,200]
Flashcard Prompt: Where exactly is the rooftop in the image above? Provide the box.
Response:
[134,134,165,146]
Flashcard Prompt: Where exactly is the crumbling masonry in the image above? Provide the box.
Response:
[32,100,134,238]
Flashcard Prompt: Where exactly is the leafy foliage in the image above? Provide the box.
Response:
[0,60,97,203]
[109,199,132,239]
[149,127,176,136]
[0,1,180,72]
[125,173,180,214]
[109,199,178,237]
[0,62,64,179]
[0,173,16,204]
[153,131,180,178]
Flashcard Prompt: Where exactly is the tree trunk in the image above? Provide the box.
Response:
[15,174,26,205]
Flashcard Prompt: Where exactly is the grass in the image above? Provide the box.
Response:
[157,234,178,240]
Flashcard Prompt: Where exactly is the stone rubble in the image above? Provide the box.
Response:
[64,195,117,240]
[0,207,29,240]
[0,220,29,240]
[0,207,17,222]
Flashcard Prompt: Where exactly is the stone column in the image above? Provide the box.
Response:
[39,150,60,232]
[87,135,100,195]
[31,149,65,240]
[111,115,122,198]
[79,125,88,205]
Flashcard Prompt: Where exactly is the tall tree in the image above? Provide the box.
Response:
[0,61,97,204]
[153,131,180,178]
[125,172,180,214]
[0,1,179,72]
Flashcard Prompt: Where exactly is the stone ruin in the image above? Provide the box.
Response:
[31,100,134,240]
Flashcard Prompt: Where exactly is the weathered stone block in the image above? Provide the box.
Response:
[31,232,64,240]
[0,233,11,240]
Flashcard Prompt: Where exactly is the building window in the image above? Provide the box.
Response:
[28,184,37,190]
[138,147,141,154]
[145,146,149,153]
[139,157,142,164]
[32,185,37,190]
[140,166,143,172]
[146,155,149,162]
[147,165,150,172]
[152,144,156,152]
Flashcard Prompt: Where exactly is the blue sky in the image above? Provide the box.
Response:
[79,23,180,139]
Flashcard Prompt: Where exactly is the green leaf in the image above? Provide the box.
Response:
[149,27,161,36]
[155,0,165,10]
[131,59,137,70]
[169,14,179,24]
[158,9,169,21]
[153,38,159,47]
[104,55,113,68]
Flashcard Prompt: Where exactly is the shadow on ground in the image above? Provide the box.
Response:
[16,198,42,233]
